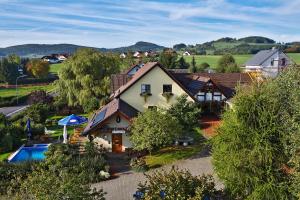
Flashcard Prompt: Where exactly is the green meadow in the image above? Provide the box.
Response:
[0,84,54,98]
[183,53,300,68]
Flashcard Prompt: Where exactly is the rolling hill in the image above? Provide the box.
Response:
[0,41,166,57]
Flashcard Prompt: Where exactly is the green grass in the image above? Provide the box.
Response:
[0,84,54,98]
[45,114,89,138]
[0,152,11,162]
[184,53,300,68]
[49,63,64,74]
[184,54,252,68]
[287,53,300,64]
[145,144,204,169]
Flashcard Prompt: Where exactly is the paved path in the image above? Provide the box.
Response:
[0,105,28,117]
[93,147,222,200]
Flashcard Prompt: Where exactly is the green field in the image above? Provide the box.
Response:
[0,84,54,98]
[50,63,64,74]
[183,53,300,68]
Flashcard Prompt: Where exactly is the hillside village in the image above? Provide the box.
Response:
[0,37,300,199]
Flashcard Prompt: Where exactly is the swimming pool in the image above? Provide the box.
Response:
[8,144,50,163]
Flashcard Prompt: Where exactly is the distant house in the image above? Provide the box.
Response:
[120,53,126,59]
[244,48,293,77]
[133,51,141,58]
[183,51,191,56]
[41,55,59,64]
[57,54,67,61]
[125,63,144,76]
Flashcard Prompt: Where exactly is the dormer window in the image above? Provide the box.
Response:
[163,84,172,93]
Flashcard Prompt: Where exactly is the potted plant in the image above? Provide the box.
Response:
[162,92,174,102]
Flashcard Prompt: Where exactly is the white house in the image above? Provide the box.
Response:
[244,48,293,78]
[133,51,141,58]
[182,51,191,56]
[120,53,126,59]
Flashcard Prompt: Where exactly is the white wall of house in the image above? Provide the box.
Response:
[120,66,194,112]
[92,114,132,152]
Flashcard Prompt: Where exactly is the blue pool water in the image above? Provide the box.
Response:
[9,144,49,162]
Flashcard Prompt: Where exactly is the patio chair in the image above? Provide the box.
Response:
[44,127,56,135]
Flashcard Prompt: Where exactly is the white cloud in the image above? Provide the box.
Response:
[0,0,299,47]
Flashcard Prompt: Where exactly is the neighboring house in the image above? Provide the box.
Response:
[183,51,191,56]
[57,54,68,61]
[244,48,292,77]
[84,62,252,152]
[133,51,141,58]
[120,53,126,59]
[125,63,145,77]
[41,55,59,64]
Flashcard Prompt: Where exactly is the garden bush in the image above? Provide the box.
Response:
[0,124,24,153]
[130,157,148,172]
[135,167,220,200]
[27,90,53,105]
[23,103,50,124]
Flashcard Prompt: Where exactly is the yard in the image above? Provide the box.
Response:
[183,53,300,68]
[145,144,204,169]
[49,63,64,74]
[0,84,54,98]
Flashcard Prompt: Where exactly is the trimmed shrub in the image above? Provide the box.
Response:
[130,157,148,172]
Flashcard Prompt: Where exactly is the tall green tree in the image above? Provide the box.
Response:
[26,59,50,78]
[158,49,178,69]
[216,54,240,73]
[167,95,201,132]
[176,56,190,69]
[7,54,21,65]
[55,48,120,112]
[0,57,19,84]
[189,56,197,72]
[212,66,300,199]
[130,109,182,152]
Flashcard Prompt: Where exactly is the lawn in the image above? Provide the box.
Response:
[0,152,11,162]
[0,84,54,98]
[49,63,64,74]
[145,144,204,168]
[45,114,89,139]
[183,53,300,68]
[183,54,252,68]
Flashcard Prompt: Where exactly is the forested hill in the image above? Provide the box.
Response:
[0,41,166,57]
[174,36,286,55]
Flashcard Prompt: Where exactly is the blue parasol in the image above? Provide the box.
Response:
[58,114,88,143]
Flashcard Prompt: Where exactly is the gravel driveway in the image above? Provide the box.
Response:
[93,147,222,200]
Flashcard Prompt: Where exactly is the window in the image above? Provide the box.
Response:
[281,58,286,66]
[148,106,157,110]
[141,84,151,94]
[163,84,172,93]
[213,92,222,101]
[271,59,274,66]
[206,92,213,101]
[197,92,205,102]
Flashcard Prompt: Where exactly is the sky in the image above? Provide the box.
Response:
[1,0,300,48]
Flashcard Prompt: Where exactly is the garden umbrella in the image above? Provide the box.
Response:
[26,118,32,140]
[58,114,88,144]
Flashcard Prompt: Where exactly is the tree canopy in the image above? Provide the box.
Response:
[216,54,240,73]
[176,56,190,69]
[0,57,19,84]
[167,95,201,132]
[55,48,120,112]
[130,109,182,152]
[212,66,300,199]
[158,49,178,69]
[26,59,50,78]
